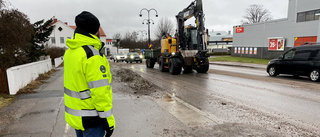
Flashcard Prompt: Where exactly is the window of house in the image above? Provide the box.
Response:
[297,12,306,22]
[67,37,71,39]
[60,37,64,44]
[306,11,315,21]
[51,37,56,44]
[316,10,320,20]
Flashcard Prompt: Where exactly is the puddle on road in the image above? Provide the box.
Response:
[156,93,216,128]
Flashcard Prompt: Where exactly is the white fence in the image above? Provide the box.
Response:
[6,59,52,95]
[54,56,64,68]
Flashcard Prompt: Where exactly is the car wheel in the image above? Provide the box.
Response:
[268,66,278,77]
[309,69,320,82]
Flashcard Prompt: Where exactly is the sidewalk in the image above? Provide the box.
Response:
[209,61,267,70]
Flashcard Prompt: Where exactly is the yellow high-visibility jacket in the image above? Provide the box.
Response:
[64,29,115,131]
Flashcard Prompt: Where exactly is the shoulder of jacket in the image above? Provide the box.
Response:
[82,45,103,59]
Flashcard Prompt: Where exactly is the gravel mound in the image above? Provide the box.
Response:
[114,68,154,91]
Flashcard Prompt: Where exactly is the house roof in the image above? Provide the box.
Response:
[51,17,106,37]
[209,31,233,41]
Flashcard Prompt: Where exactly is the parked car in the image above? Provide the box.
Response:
[126,52,143,63]
[267,44,320,82]
[114,53,126,62]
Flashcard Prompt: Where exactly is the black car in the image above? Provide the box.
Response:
[267,45,320,82]
[125,52,143,63]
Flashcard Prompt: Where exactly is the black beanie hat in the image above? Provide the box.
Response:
[75,11,100,34]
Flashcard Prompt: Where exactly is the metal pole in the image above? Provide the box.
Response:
[139,8,158,48]
[148,10,151,47]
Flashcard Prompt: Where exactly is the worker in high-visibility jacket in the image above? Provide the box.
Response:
[64,11,115,137]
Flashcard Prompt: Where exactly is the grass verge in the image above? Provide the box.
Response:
[0,94,15,109]
[209,56,270,65]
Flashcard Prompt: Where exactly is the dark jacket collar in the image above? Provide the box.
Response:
[74,28,94,39]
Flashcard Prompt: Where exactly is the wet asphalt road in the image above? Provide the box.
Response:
[1,61,319,136]
[119,61,320,136]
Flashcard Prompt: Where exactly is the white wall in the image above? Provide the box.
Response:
[54,56,64,68]
[6,59,52,95]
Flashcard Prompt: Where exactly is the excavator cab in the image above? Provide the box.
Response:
[184,26,199,50]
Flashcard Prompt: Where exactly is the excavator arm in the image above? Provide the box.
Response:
[176,0,206,51]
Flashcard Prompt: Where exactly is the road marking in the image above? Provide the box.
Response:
[63,123,70,137]
[166,92,224,125]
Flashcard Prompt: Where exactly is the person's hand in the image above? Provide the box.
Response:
[101,115,115,137]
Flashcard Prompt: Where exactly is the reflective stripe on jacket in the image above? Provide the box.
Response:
[64,29,114,131]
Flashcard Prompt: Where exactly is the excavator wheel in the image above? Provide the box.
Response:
[169,58,182,75]
[196,58,209,73]
[146,59,155,68]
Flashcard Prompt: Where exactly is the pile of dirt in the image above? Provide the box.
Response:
[114,68,154,91]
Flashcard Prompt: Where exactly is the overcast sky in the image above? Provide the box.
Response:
[9,0,288,39]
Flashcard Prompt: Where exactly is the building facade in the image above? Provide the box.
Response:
[47,18,74,48]
[208,31,233,52]
[47,17,109,50]
[232,0,320,59]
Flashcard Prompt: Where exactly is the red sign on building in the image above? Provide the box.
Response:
[269,39,278,50]
[268,38,285,51]
[236,27,244,33]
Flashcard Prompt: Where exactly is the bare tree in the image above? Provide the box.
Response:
[0,9,34,68]
[155,17,174,40]
[112,33,122,49]
[242,4,272,24]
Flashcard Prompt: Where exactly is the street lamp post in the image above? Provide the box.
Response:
[139,8,158,48]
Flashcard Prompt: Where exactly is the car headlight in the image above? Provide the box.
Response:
[125,55,127,58]
[130,55,134,59]
[139,55,143,58]
[116,56,120,59]
[171,52,176,56]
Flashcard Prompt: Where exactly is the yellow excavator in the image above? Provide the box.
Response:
[145,0,209,74]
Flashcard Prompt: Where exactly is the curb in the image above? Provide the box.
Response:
[209,62,266,70]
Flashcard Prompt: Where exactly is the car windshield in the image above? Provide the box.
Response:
[117,53,124,56]
[129,52,139,56]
